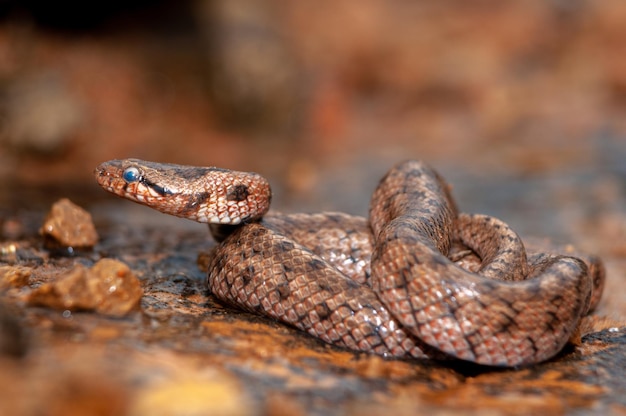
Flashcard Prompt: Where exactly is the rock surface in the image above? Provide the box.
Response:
[0,206,623,415]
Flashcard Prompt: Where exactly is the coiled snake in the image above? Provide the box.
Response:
[95,159,605,367]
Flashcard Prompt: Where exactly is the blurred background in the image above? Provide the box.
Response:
[0,0,625,248]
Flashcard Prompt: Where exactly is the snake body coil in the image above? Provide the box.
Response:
[95,159,604,366]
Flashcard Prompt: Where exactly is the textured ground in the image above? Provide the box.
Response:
[0,204,624,415]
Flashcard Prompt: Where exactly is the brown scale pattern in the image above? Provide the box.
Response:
[368,161,593,365]
[95,159,605,367]
[209,223,432,359]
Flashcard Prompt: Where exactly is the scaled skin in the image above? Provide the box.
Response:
[95,159,604,367]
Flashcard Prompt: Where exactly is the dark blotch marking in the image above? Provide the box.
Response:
[325,213,344,224]
[176,167,224,181]
[227,184,249,202]
[405,167,424,179]
[526,336,539,355]
[277,281,291,298]
[315,302,332,320]
[247,226,267,240]
[408,189,427,201]
[307,258,326,271]
[317,280,330,291]
[344,278,360,289]
[494,312,517,334]
[241,265,255,284]
[186,191,210,210]
[277,240,296,252]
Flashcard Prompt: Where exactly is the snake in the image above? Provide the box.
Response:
[94,158,605,367]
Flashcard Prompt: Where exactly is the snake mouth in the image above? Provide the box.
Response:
[94,162,118,182]
[93,164,105,179]
[94,167,110,187]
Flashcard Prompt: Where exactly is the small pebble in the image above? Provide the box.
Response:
[40,198,99,249]
[27,259,143,317]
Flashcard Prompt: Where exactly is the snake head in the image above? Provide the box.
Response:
[94,158,271,225]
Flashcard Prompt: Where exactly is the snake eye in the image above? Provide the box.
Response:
[122,166,141,183]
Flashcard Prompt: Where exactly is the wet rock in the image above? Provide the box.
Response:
[40,198,99,251]
[1,205,623,415]
[0,265,31,289]
[27,259,142,317]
